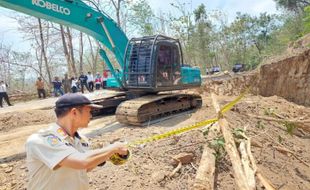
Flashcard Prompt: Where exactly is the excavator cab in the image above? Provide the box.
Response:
[123,35,201,93]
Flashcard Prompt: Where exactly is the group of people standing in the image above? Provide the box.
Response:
[73,71,108,94]
[35,71,110,99]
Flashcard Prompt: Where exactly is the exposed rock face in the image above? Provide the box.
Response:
[258,49,310,106]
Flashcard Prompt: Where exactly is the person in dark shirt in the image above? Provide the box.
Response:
[52,76,64,97]
[78,72,90,93]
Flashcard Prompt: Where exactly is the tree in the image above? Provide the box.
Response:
[192,4,212,69]
[86,36,101,74]
[274,0,310,13]
[130,0,155,35]
[168,1,195,65]
[60,25,76,76]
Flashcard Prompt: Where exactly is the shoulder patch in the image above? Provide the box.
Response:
[46,134,62,146]
[57,128,67,137]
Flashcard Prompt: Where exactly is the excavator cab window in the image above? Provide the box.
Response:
[124,35,187,92]
[156,44,181,87]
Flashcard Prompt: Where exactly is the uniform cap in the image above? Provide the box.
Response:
[55,93,102,109]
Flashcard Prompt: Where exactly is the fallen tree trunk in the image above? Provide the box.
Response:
[211,93,251,190]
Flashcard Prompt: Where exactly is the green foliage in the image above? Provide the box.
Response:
[191,4,212,68]
[303,6,310,33]
[282,121,296,135]
[274,0,310,13]
[264,108,275,116]
[255,120,265,129]
[278,135,284,143]
[202,127,209,137]
[209,136,226,161]
[232,128,246,139]
[129,0,155,35]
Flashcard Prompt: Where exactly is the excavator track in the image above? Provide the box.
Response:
[115,93,202,126]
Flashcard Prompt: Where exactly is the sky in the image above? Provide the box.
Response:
[147,0,279,18]
[0,0,280,50]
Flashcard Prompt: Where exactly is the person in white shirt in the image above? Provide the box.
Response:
[86,71,94,92]
[71,77,79,93]
[0,81,13,107]
[25,93,128,190]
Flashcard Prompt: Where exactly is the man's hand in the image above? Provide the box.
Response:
[109,142,128,156]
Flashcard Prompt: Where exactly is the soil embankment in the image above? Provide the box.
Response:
[205,47,310,107]
[258,49,310,106]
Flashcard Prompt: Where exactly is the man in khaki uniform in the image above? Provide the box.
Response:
[25,93,128,190]
[35,77,46,98]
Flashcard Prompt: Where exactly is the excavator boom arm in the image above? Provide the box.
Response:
[0,0,128,87]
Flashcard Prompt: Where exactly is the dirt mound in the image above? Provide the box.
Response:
[0,109,55,132]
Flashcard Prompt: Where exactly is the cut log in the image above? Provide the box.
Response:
[211,93,251,190]
[239,141,256,189]
[193,144,216,190]
[193,121,219,190]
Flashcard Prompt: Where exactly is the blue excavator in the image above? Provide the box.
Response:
[0,0,202,126]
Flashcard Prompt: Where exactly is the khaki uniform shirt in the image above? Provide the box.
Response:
[25,124,90,190]
[35,80,44,89]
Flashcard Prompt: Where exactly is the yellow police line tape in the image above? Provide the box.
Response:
[127,89,249,148]
[110,90,248,165]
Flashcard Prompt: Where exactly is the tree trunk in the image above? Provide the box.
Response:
[111,0,122,27]
[87,36,101,73]
[79,32,84,73]
[66,27,77,75]
[95,41,101,71]
[34,50,43,76]
[60,25,73,76]
[38,18,52,86]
